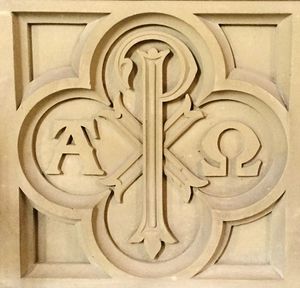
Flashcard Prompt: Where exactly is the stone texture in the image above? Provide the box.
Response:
[0,1,299,287]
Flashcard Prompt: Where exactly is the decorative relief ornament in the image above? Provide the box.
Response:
[17,12,287,278]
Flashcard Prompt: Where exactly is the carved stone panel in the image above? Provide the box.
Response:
[2,1,300,287]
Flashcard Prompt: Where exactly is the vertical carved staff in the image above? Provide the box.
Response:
[130,48,176,259]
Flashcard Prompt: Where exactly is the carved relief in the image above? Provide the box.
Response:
[199,121,262,177]
[46,119,104,176]
[16,12,288,279]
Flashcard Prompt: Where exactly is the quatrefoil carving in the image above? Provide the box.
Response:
[17,12,287,278]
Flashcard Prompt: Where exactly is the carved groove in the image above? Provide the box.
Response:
[16,11,288,279]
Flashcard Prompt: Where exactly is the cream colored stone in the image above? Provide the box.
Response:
[0,1,299,287]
